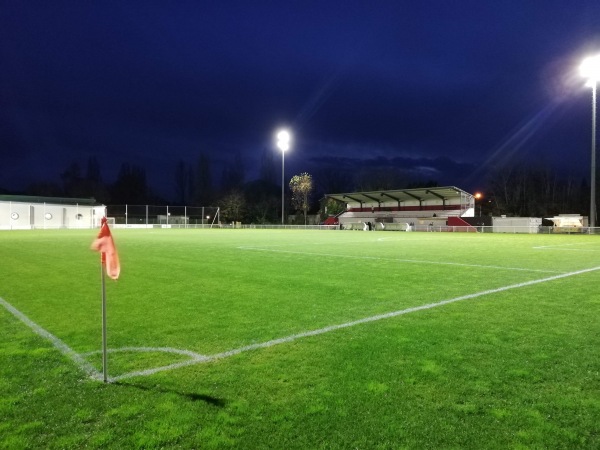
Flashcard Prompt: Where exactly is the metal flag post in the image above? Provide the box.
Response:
[92,216,120,383]
[100,260,108,383]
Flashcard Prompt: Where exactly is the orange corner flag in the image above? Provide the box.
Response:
[91,217,120,280]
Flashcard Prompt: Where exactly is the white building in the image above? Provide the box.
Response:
[0,195,105,230]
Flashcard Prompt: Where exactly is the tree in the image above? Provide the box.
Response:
[244,179,279,224]
[486,162,589,218]
[259,148,277,185]
[319,197,345,222]
[111,163,148,204]
[289,172,313,225]
[220,190,246,223]
[194,153,213,206]
[85,157,110,203]
[86,157,102,183]
[60,161,83,197]
[174,159,192,204]
[25,181,63,197]
[222,152,245,193]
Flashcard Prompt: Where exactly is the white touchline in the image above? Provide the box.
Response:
[109,265,600,382]
[238,246,562,273]
[3,265,598,383]
[0,297,102,380]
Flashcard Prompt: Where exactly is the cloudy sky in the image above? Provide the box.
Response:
[2,1,600,199]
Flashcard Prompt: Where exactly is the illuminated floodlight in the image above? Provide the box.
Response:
[276,129,291,152]
[580,55,600,85]
[275,128,292,224]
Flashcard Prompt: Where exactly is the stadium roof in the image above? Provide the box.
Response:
[325,186,472,205]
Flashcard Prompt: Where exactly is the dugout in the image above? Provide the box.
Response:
[0,195,105,230]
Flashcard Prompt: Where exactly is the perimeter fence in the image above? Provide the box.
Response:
[106,205,220,228]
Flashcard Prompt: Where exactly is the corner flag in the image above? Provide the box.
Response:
[91,216,120,382]
[91,217,120,280]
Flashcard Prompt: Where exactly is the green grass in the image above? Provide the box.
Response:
[1,229,599,448]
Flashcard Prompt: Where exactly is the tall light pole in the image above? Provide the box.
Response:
[580,55,600,229]
[276,129,291,225]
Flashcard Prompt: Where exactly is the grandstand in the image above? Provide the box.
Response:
[325,186,476,231]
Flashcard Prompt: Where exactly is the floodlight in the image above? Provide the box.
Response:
[580,55,600,83]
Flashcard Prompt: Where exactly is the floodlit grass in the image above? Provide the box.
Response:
[1,228,599,448]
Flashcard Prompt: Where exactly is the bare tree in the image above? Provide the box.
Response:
[174,159,190,204]
[487,163,589,217]
[222,152,245,193]
[259,148,277,185]
[194,153,213,206]
[220,190,246,223]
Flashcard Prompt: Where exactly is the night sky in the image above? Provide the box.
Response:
[2,1,600,200]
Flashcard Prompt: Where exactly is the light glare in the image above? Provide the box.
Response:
[580,55,600,83]
[276,129,291,151]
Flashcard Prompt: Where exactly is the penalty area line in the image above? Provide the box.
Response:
[111,265,600,382]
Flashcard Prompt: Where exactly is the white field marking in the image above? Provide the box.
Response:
[0,297,102,380]
[237,246,562,274]
[109,265,600,382]
[534,242,600,251]
[80,346,207,359]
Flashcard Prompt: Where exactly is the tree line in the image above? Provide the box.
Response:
[8,154,595,223]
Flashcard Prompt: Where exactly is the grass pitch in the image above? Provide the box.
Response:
[1,229,600,448]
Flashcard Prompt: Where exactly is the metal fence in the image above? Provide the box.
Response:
[106,205,220,228]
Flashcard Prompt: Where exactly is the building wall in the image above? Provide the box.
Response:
[0,201,105,230]
[492,217,542,233]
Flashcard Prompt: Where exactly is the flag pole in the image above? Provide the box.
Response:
[100,260,108,383]
[92,216,120,383]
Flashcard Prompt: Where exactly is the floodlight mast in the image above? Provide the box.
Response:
[580,55,600,229]
[276,129,291,225]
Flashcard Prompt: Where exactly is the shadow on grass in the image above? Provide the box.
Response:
[114,381,226,407]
